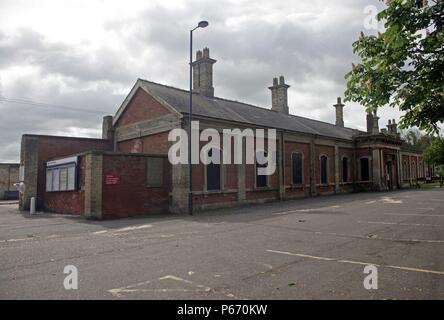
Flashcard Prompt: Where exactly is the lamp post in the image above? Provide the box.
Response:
[189,20,208,215]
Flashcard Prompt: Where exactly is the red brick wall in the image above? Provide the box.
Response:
[284,141,310,186]
[338,147,354,193]
[315,144,335,194]
[101,154,171,219]
[117,131,171,154]
[32,135,112,209]
[115,88,171,127]
[44,156,86,215]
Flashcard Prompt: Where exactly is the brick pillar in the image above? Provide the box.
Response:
[396,150,402,188]
[237,141,246,203]
[19,135,39,211]
[334,145,340,193]
[170,164,189,214]
[278,132,285,199]
[372,148,382,190]
[84,152,103,219]
[309,139,316,196]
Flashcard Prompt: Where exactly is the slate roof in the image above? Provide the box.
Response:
[138,79,363,141]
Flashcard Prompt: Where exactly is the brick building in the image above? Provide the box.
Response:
[0,163,19,200]
[19,48,430,218]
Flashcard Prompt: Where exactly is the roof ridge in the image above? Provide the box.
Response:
[138,78,361,133]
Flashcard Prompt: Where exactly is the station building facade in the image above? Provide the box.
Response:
[19,48,431,219]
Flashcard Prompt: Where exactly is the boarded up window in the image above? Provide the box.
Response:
[292,152,303,185]
[146,157,163,187]
[256,151,268,188]
[206,148,221,191]
[320,155,328,185]
[342,157,348,182]
[361,158,370,181]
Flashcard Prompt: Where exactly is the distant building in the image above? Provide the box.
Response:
[0,163,19,200]
[19,48,430,218]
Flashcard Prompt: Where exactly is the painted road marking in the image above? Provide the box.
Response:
[380,197,403,204]
[93,224,152,234]
[266,250,444,276]
[357,220,444,228]
[384,213,444,217]
[274,205,341,215]
[0,237,33,243]
[108,274,213,298]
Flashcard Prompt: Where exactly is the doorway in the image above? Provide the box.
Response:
[386,161,393,190]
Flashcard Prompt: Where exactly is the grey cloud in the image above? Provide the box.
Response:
[0,0,394,162]
[0,28,134,83]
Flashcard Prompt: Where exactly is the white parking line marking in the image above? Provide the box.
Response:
[266,250,444,275]
[357,220,444,228]
[274,205,341,215]
[311,230,444,243]
[384,213,444,217]
[93,224,152,234]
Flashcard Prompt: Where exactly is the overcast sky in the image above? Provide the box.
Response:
[0,0,406,162]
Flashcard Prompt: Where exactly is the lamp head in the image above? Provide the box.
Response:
[198,21,209,28]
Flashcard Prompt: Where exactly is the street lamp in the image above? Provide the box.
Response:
[189,20,208,215]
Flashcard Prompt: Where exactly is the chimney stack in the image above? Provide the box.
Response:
[102,115,114,140]
[386,118,398,135]
[333,97,345,127]
[192,47,217,98]
[366,112,373,133]
[269,76,290,114]
[372,112,380,134]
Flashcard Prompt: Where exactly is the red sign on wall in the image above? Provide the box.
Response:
[105,175,120,185]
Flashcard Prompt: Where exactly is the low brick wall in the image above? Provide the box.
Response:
[42,152,172,219]
[0,163,19,200]
[43,156,86,215]
[101,153,171,219]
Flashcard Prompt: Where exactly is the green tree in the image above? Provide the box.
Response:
[401,128,434,149]
[436,164,444,187]
[423,136,444,164]
[345,0,444,134]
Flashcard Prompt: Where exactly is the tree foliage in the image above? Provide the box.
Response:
[423,135,444,164]
[345,0,444,134]
[401,127,434,149]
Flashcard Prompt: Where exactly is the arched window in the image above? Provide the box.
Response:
[360,157,370,181]
[206,148,221,191]
[256,150,268,188]
[320,155,328,185]
[292,152,303,185]
[403,160,409,179]
[342,157,348,182]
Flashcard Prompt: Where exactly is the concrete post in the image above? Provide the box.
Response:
[30,197,36,215]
